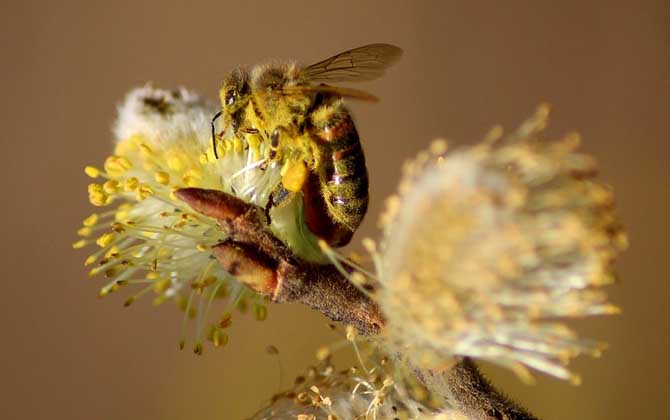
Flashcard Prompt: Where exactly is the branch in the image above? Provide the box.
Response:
[176,187,538,420]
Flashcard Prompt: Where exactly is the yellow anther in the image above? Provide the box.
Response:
[213,330,229,347]
[116,156,132,170]
[139,143,153,157]
[145,272,160,280]
[316,346,330,361]
[185,168,202,180]
[103,180,120,194]
[88,183,103,194]
[429,139,448,155]
[154,171,170,185]
[219,313,232,328]
[362,237,377,253]
[570,374,582,386]
[114,209,129,222]
[196,244,209,252]
[124,177,139,192]
[72,239,87,249]
[253,304,268,321]
[84,255,96,266]
[153,278,171,293]
[84,166,101,178]
[104,156,130,175]
[88,184,109,206]
[142,161,157,172]
[183,175,199,187]
[77,226,92,237]
[345,325,356,341]
[167,153,185,171]
[169,187,179,201]
[104,245,119,258]
[152,295,168,306]
[136,184,154,200]
[95,232,115,248]
[83,213,99,227]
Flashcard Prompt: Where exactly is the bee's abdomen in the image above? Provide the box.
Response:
[305,109,369,246]
[324,133,369,226]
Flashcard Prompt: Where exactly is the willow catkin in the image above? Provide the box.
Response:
[378,105,627,382]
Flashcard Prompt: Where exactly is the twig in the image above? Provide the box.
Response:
[176,187,539,420]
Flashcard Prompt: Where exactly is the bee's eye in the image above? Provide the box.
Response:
[225,91,236,106]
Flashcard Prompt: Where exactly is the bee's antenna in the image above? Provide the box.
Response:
[211,110,223,159]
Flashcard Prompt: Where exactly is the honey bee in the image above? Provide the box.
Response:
[212,43,402,247]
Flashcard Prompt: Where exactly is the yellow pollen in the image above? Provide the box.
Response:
[83,213,99,227]
[233,137,243,153]
[72,239,87,249]
[196,244,208,252]
[281,160,308,192]
[84,166,101,178]
[96,233,115,248]
[154,171,170,185]
[247,135,261,160]
[199,153,209,165]
[84,255,96,266]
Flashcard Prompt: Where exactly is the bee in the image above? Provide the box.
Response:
[212,43,402,247]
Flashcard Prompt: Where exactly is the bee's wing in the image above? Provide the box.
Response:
[281,85,379,102]
[300,43,403,83]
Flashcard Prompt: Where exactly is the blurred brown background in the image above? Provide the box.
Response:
[1,1,667,419]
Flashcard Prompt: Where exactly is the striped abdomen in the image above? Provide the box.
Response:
[303,108,369,247]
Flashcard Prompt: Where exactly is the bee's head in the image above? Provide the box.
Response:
[220,68,250,114]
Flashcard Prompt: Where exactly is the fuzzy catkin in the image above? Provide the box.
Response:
[378,106,627,381]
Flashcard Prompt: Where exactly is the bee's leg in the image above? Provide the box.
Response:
[264,183,292,225]
[269,126,291,162]
[210,110,223,159]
